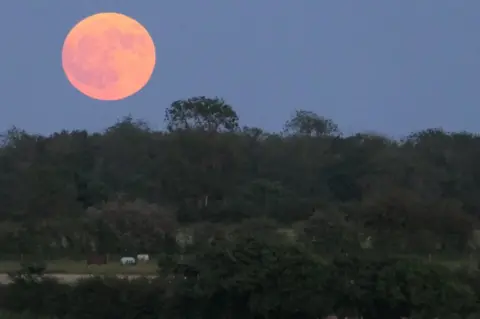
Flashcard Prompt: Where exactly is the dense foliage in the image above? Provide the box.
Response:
[2,96,480,317]
[0,96,479,259]
[1,236,479,319]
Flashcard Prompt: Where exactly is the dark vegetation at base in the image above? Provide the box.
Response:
[1,236,480,319]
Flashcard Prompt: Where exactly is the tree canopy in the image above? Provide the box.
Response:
[0,96,478,258]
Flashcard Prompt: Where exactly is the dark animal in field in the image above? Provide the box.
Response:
[86,254,107,265]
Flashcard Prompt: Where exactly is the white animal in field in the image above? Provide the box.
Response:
[136,254,150,262]
[120,256,136,265]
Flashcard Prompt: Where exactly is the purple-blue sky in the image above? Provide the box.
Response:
[1,1,480,137]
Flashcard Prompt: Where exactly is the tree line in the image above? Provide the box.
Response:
[0,96,479,258]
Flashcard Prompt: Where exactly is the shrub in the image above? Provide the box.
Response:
[325,255,478,319]
[3,276,70,318]
[7,261,47,282]
[69,276,166,319]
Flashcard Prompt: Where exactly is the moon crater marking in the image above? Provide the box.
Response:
[64,35,119,90]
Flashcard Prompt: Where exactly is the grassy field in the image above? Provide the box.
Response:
[0,253,475,276]
[0,259,158,275]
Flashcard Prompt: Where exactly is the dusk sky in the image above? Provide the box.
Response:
[1,1,480,137]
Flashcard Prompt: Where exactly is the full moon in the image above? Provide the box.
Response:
[62,12,156,101]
